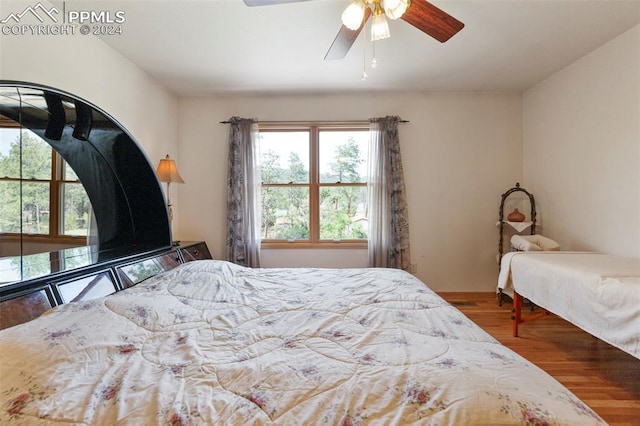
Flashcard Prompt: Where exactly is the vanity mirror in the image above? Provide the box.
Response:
[0,82,171,286]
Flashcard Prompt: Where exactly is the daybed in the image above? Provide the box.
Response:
[498,251,640,359]
[0,260,606,424]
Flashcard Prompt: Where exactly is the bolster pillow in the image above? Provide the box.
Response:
[511,234,561,251]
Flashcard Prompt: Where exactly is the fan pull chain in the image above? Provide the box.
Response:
[362,30,368,81]
[371,41,378,68]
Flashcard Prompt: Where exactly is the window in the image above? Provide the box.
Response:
[259,124,369,247]
[0,128,92,242]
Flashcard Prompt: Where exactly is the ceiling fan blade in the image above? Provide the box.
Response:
[401,0,464,43]
[324,7,372,60]
[242,0,314,6]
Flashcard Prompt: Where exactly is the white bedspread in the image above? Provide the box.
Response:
[1,260,606,425]
[498,251,640,359]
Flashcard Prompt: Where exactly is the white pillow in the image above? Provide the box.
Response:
[511,234,560,251]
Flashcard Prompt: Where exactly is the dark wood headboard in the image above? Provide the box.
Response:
[0,242,211,330]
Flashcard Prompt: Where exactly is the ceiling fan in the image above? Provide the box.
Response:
[242,0,464,60]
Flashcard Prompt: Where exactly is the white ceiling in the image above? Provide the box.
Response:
[88,0,640,96]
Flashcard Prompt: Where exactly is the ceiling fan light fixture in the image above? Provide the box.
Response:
[341,0,366,31]
[383,0,410,20]
[371,2,390,41]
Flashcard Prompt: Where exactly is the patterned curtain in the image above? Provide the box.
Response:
[226,117,261,267]
[367,116,411,270]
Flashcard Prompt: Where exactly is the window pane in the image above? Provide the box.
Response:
[261,186,309,240]
[259,131,309,183]
[62,183,91,236]
[22,131,52,180]
[64,161,79,181]
[320,186,368,240]
[0,127,21,178]
[319,130,368,184]
[0,130,52,179]
[0,181,20,233]
[21,182,50,235]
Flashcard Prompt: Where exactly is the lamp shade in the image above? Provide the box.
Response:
[384,0,409,19]
[341,0,366,30]
[156,154,185,183]
[371,3,390,41]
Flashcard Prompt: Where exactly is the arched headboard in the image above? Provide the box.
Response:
[0,81,172,284]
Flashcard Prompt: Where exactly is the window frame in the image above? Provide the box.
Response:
[0,137,88,245]
[259,122,369,249]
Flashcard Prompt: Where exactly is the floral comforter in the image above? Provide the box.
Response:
[0,260,605,425]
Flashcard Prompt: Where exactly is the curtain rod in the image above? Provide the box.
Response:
[219,119,410,125]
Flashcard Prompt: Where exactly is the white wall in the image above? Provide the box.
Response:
[523,24,640,257]
[178,93,522,291]
[0,0,179,230]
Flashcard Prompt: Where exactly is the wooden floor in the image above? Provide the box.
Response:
[439,292,640,426]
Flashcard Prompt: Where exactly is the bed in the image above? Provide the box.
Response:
[498,251,640,359]
[0,260,605,425]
